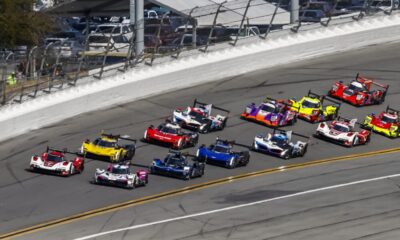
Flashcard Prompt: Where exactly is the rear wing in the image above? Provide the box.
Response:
[356,73,389,91]
[46,146,82,156]
[386,106,400,115]
[308,90,342,110]
[272,128,310,142]
[215,137,235,146]
[337,116,362,128]
[193,99,230,115]
[101,132,137,143]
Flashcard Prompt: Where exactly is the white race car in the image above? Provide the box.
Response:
[29,147,85,176]
[172,99,229,133]
[93,164,148,189]
[315,117,371,147]
[252,130,309,159]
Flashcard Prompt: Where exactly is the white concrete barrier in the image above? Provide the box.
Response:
[1,13,400,142]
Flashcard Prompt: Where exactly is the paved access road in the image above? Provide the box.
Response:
[1,41,400,237]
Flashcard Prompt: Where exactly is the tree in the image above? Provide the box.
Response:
[0,0,56,48]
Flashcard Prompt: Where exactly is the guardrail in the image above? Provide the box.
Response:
[1,2,399,107]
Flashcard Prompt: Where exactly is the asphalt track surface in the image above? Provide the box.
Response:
[15,152,400,240]
[1,41,400,238]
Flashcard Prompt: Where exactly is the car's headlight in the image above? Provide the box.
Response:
[390,126,398,132]
[271,115,277,121]
[356,94,363,101]
[280,149,288,156]
[332,85,338,91]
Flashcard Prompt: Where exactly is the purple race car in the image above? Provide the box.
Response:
[241,97,298,127]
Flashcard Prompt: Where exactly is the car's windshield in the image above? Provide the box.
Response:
[97,26,120,34]
[47,153,64,162]
[159,125,178,134]
[96,140,116,148]
[381,115,397,123]
[349,82,365,92]
[189,110,204,118]
[166,157,185,167]
[111,167,129,174]
[333,124,350,132]
[213,145,230,153]
[271,135,287,146]
[260,103,276,113]
[302,99,320,108]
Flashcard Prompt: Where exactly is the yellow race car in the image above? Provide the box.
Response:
[288,90,341,123]
[81,133,136,162]
[361,106,400,138]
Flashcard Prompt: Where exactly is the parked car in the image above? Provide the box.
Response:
[87,33,130,53]
[299,9,326,22]
[52,40,84,58]
[94,23,133,40]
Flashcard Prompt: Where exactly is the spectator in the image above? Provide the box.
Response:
[7,72,17,86]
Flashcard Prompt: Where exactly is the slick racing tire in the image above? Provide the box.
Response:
[227,157,237,169]
[79,164,84,174]
[176,139,184,150]
[69,165,74,176]
[352,136,359,146]
[300,145,308,157]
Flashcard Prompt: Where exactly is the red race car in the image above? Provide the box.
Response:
[143,121,199,149]
[329,73,389,106]
[29,147,85,176]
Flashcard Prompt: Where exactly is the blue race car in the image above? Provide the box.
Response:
[196,138,250,168]
[150,150,205,180]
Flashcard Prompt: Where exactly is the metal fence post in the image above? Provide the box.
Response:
[172,6,198,59]
[120,27,136,71]
[200,1,227,53]
[146,13,168,66]
[95,26,117,79]
[26,46,38,82]
[0,64,6,105]
[70,30,91,86]
[261,0,281,39]
[231,0,252,46]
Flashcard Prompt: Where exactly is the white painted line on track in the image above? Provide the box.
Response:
[74,173,400,240]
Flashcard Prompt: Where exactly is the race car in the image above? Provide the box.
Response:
[143,121,199,149]
[241,97,298,127]
[150,150,205,180]
[196,138,250,168]
[172,99,230,133]
[93,163,148,189]
[361,106,400,138]
[29,147,85,176]
[81,133,136,162]
[288,90,341,123]
[315,117,371,147]
[252,129,309,159]
[328,73,389,106]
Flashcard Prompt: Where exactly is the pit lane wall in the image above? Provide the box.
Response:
[1,13,400,142]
